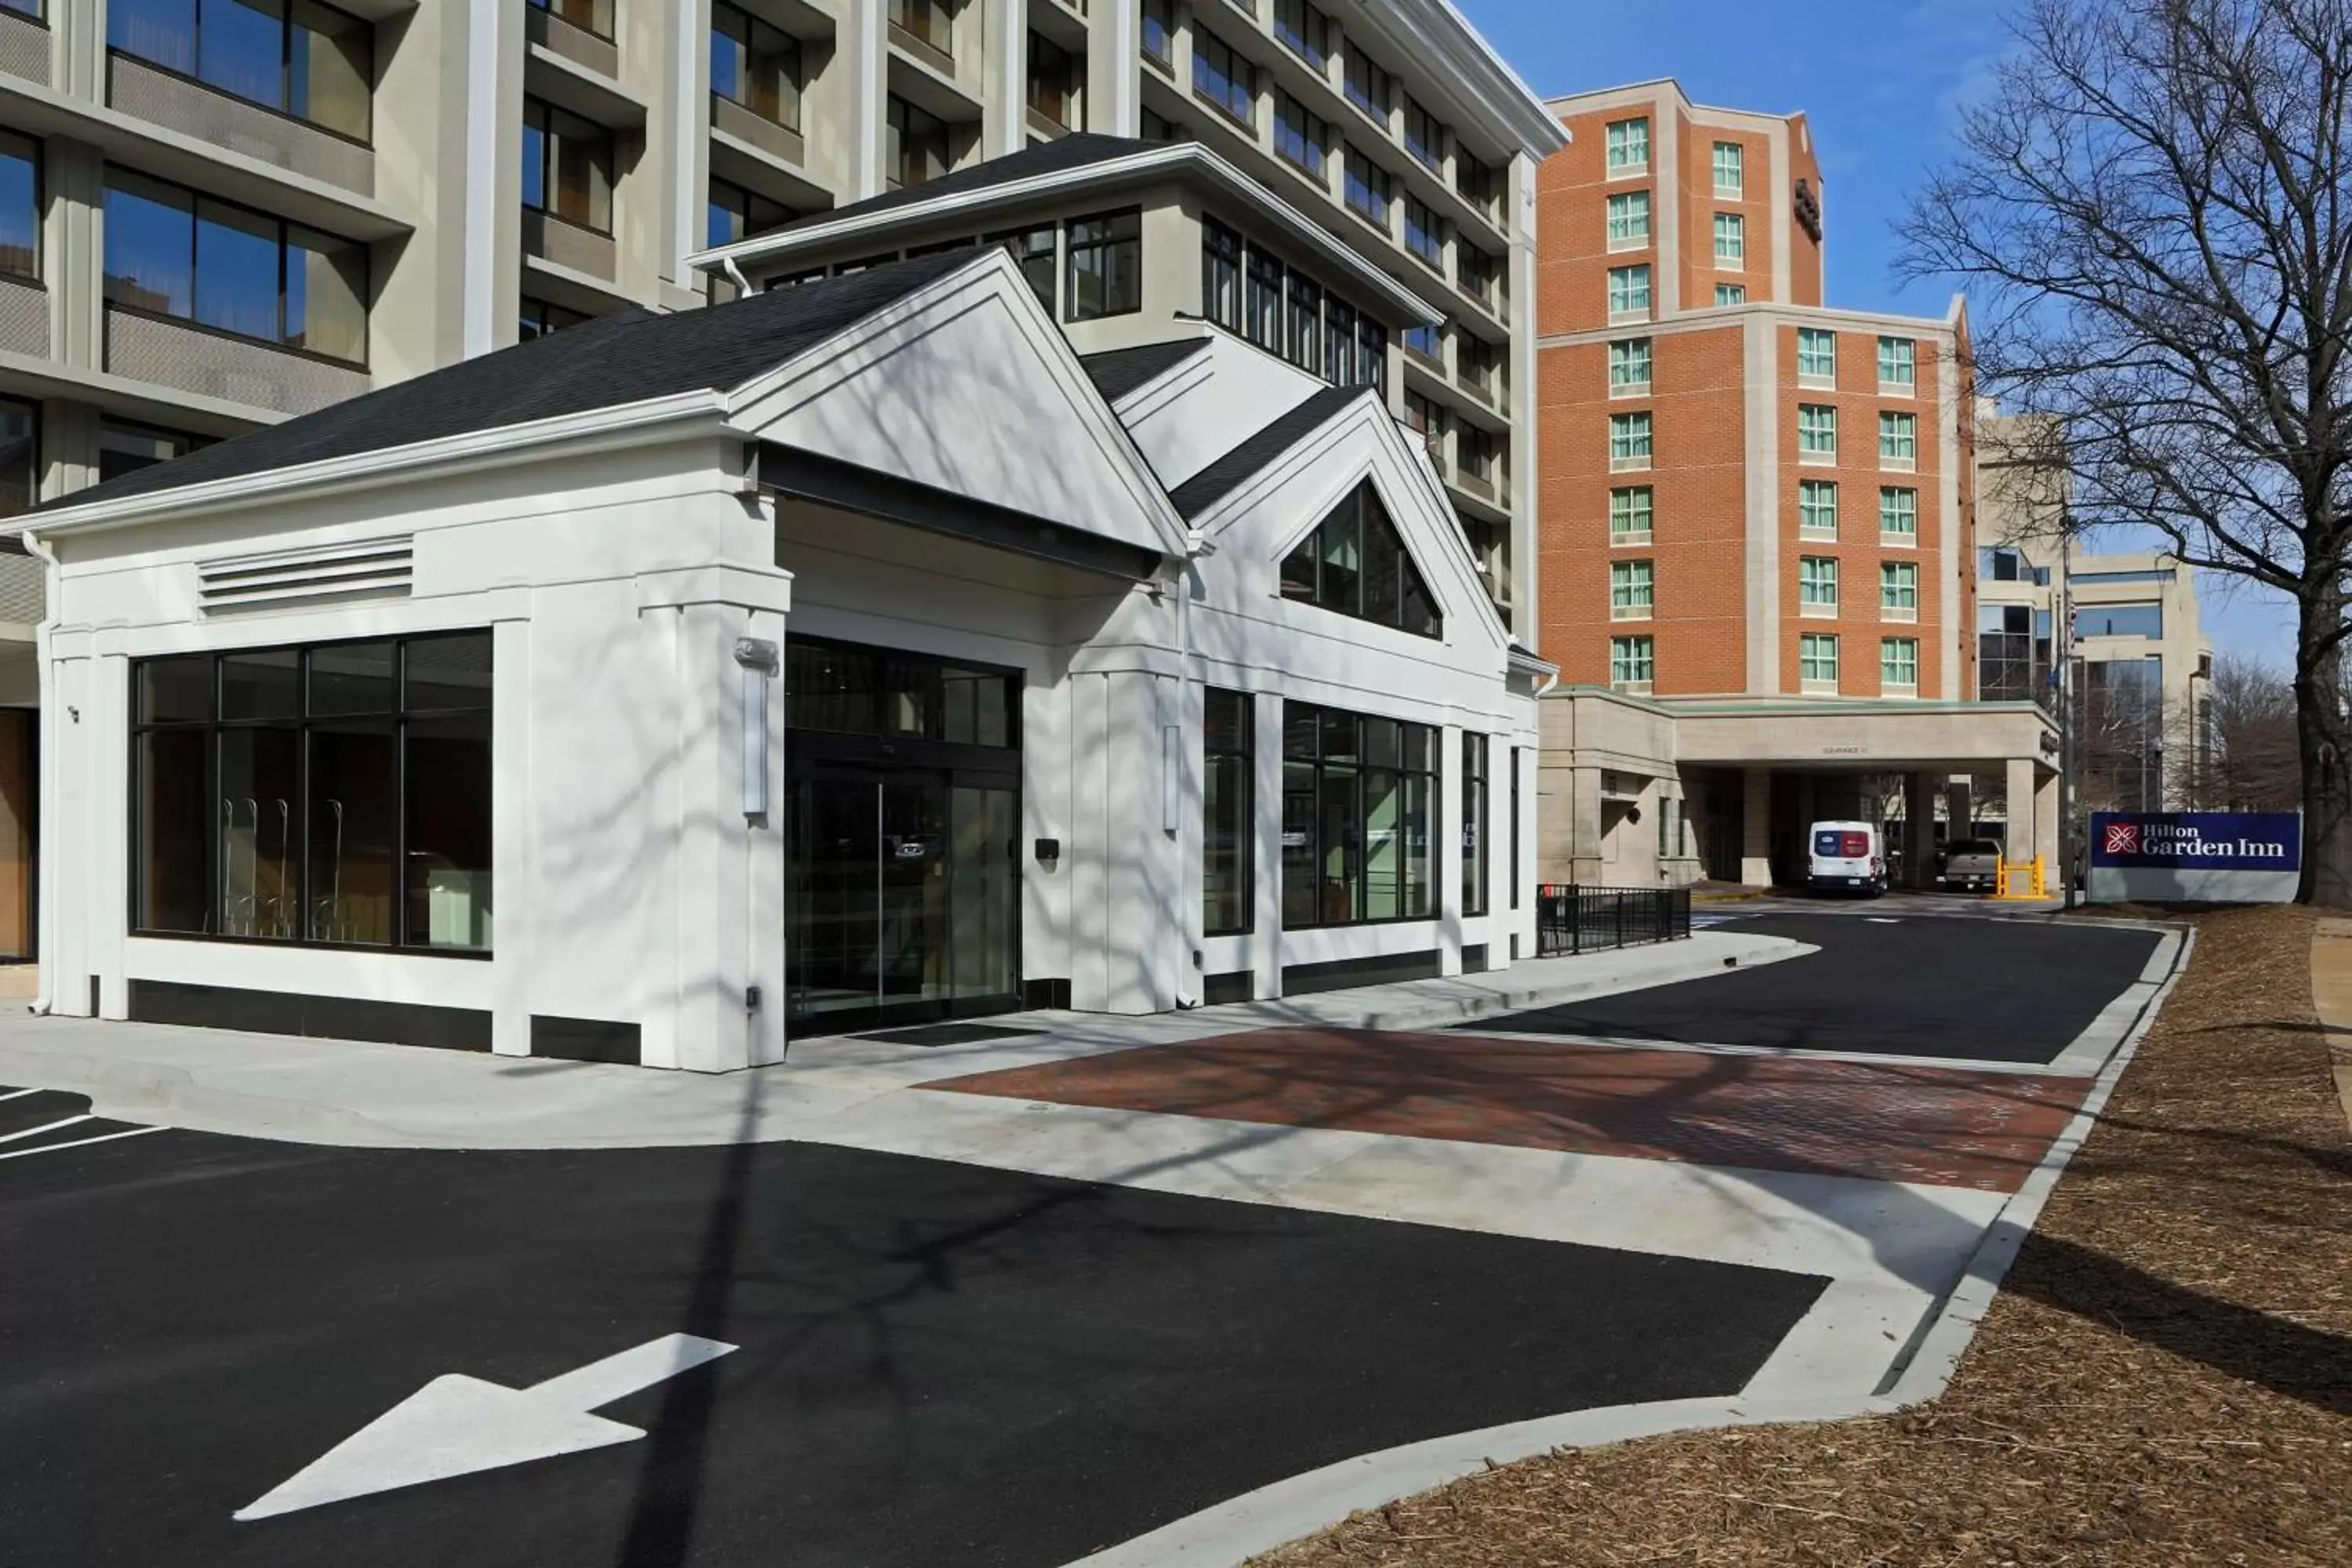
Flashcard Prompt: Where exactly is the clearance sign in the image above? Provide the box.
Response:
[2089,812,2301,903]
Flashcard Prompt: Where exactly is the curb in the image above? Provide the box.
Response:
[1062,916,2195,1568]
[0,934,1811,1151]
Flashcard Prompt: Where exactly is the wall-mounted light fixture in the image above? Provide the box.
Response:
[735,637,779,821]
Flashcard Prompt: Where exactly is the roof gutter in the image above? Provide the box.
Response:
[6,390,735,539]
[686,144,1443,330]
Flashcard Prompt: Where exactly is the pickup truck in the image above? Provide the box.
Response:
[1943,837,2003,894]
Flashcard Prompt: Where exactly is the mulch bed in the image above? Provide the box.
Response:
[1253,905,2352,1567]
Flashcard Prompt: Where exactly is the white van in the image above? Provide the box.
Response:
[1807,820,1888,895]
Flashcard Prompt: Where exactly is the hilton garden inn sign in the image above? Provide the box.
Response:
[2089,812,2302,903]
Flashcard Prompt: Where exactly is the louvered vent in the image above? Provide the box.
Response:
[198,536,413,615]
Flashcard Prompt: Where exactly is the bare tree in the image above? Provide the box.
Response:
[1902,0,2352,902]
[2188,654,2305,805]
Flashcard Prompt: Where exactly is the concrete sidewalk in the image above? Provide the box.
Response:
[0,929,1806,1151]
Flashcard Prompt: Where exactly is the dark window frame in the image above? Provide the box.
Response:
[521,94,616,235]
[1191,30,1254,127]
[1063,207,1142,322]
[1461,731,1487,917]
[1202,218,1243,332]
[107,0,376,146]
[101,166,372,368]
[128,631,494,956]
[0,393,36,522]
[885,93,953,191]
[518,293,590,339]
[1281,700,1439,931]
[528,0,614,42]
[1279,480,1442,639]
[1203,687,1254,936]
[0,127,40,285]
[711,0,804,131]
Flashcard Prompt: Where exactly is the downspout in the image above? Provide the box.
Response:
[1174,529,1209,1008]
[20,525,57,1014]
[720,256,751,296]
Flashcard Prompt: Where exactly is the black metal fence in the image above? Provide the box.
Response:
[1534,884,1693,957]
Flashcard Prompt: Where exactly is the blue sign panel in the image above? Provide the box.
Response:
[2090,812,2301,871]
[2088,811,2301,904]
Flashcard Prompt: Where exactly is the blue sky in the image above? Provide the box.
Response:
[1456,0,2296,668]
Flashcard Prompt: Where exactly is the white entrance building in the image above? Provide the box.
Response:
[13,241,1543,1069]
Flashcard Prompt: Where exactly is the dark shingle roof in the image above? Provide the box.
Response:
[1168,386,1371,520]
[1080,339,1212,403]
[43,252,982,513]
[757,135,1165,243]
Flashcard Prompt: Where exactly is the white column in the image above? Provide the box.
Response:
[844,0,889,200]
[1740,767,1773,886]
[1252,689,1284,1000]
[1087,0,1141,136]
[490,617,535,1055]
[1438,724,1463,975]
[985,0,1025,158]
[2004,756,2037,866]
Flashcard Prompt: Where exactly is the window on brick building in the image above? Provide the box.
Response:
[1799,632,1841,691]
[1882,561,1919,620]
[1606,263,1651,321]
[1799,555,1838,613]
[1610,486,1653,543]
[1882,637,1920,691]
[1798,479,1838,539]
[1713,212,1743,267]
[1798,404,1836,462]
[1609,336,1651,394]
[1712,140,1743,195]
[1879,486,1918,543]
[1606,190,1650,250]
[1796,327,1836,386]
[1609,411,1652,470]
[1605,117,1650,175]
[1715,282,1744,306]
[1610,634,1654,692]
[1610,559,1653,619]
[1880,410,1918,470]
[1878,336,1916,390]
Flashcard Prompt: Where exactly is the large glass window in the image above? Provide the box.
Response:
[100,419,211,483]
[1342,48,1392,122]
[988,223,1055,311]
[131,633,492,951]
[1142,0,1175,66]
[1065,208,1140,321]
[885,94,950,189]
[1323,295,1356,383]
[1275,0,1330,69]
[521,96,613,231]
[1285,270,1322,375]
[887,0,956,56]
[1202,220,1243,332]
[110,0,373,141]
[1461,733,1488,917]
[0,131,36,281]
[103,169,368,364]
[1344,146,1392,227]
[1279,481,1441,638]
[1404,197,1442,267]
[707,178,794,249]
[1245,244,1283,351]
[1026,30,1079,126]
[712,2,802,129]
[2078,601,2166,638]
[1404,99,1443,172]
[0,397,33,521]
[1282,702,1436,927]
[1275,93,1327,181]
[1192,31,1253,124]
[1203,688,1254,935]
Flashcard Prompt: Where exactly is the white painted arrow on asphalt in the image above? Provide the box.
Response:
[234,1334,737,1522]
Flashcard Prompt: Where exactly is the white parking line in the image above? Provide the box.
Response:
[0,1087,47,1103]
[0,1114,91,1144]
[0,1125,169,1161]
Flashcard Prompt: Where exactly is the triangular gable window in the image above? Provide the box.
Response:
[1278,481,1442,639]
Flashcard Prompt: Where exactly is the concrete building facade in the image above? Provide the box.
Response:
[0,0,1561,966]
[1528,80,2056,890]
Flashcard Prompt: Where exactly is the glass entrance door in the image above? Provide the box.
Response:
[786,768,1020,1033]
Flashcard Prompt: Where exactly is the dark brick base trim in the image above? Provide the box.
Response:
[128,979,492,1051]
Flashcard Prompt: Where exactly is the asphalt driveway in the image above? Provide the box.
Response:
[1467,913,2161,1064]
[2,1120,1825,1568]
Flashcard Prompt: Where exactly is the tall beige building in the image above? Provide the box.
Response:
[0,0,1561,958]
